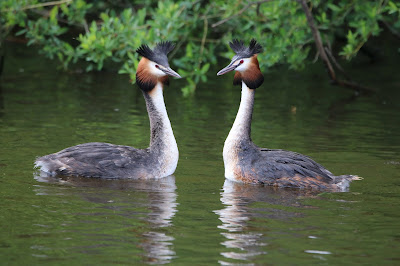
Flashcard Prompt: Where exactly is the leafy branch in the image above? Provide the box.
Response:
[4,0,73,12]
[1,0,399,95]
[298,0,374,92]
[212,0,274,28]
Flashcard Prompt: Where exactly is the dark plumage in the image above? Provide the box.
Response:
[237,142,334,188]
[36,143,153,178]
[136,41,175,67]
[229,39,263,60]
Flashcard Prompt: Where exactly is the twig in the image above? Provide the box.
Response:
[4,0,73,12]
[297,0,336,81]
[312,50,319,63]
[188,37,219,43]
[31,9,87,30]
[212,0,274,28]
[336,80,375,92]
[83,19,89,34]
[199,11,209,62]
[324,46,351,80]
[298,0,375,92]
[169,38,186,59]
[168,5,191,59]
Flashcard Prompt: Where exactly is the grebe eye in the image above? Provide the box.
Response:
[240,60,244,64]
[155,65,159,68]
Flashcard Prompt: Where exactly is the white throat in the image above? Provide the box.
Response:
[149,83,169,121]
[225,82,254,143]
[147,83,179,177]
[223,82,254,181]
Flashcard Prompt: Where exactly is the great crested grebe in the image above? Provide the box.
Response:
[35,41,181,179]
[217,39,360,191]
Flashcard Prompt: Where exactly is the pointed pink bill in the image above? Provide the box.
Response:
[159,66,182,78]
[217,63,237,76]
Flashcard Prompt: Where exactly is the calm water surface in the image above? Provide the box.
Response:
[1,44,399,265]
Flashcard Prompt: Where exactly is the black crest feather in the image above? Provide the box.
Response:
[136,41,175,66]
[229,38,263,58]
[153,41,175,56]
[229,39,246,54]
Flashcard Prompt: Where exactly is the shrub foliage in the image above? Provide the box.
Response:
[1,0,399,94]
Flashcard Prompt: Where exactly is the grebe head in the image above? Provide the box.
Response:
[217,39,264,89]
[136,41,182,92]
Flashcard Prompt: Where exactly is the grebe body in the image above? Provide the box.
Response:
[35,42,181,179]
[218,39,360,191]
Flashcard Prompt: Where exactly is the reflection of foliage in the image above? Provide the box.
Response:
[0,0,399,94]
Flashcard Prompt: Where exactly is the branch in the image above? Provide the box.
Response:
[336,80,375,92]
[4,0,73,12]
[30,9,87,31]
[298,0,375,92]
[199,14,208,61]
[297,0,336,81]
[212,0,274,28]
[188,37,219,43]
[324,46,350,80]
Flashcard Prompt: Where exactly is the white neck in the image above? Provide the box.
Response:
[144,83,179,176]
[226,82,254,143]
[223,82,254,180]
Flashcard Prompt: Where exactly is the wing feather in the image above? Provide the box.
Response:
[36,142,149,178]
[257,148,334,183]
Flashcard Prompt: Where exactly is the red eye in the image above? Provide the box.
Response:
[240,60,244,64]
[155,65,159,68]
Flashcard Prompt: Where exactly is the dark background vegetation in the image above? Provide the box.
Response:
[1,0,399,94]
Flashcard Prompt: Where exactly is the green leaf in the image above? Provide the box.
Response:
[327,3,340,12]
[15,29,27,36]
[60,3,69,15]
[186,43,193,57]
[49,6,59,24]
[200,63,210,74]
[100,12,109,22]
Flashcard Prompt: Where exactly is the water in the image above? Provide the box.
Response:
[1,43,400,265]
